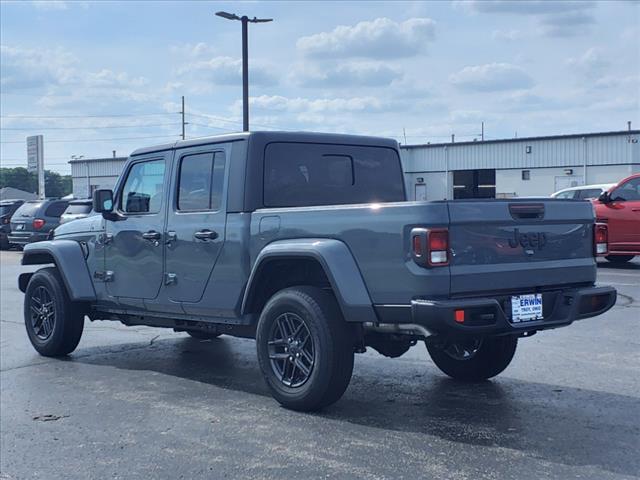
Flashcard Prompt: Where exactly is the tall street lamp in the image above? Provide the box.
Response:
[215,11,273,132]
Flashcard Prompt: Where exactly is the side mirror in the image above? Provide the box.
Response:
[597,191,611,204]
[93,189,114,214]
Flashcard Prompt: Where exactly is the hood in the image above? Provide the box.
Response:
[54,214,103,237]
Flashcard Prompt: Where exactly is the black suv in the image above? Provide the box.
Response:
[8,199,69,247]
[0,199,25,249]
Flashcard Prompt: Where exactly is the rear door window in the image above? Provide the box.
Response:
[576,188,602,199]
[44,202,69,218]
[264,142,404,207]
[177,151,225,211]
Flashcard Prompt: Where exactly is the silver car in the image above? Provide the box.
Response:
[59,199,93,224]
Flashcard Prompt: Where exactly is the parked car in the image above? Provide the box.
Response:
[18,132,616,412]
[593,173,640,263]
[0,199,25,249]
[8,199,69,247]
[551,183,616,200]
[60,199,94,224]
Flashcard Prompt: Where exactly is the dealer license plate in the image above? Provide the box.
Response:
[511,294,543,322]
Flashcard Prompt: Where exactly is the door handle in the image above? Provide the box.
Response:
[165,231,177,245]
[193,229,218,241]
[142,230,162,241]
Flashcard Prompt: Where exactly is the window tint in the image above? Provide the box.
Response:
[612,178,640,201]
[554,191,574,199]
[264,143,404,207]
[120,159,166,213]
[177,151,225,211]
[64,203,93,215]
[576,188,602,199]
[44,201,68,217]
[13,202,43,217]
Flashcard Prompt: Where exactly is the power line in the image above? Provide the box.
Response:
[187,112,286,131]
[0,134,180,144]
[0,112,177,119]
[0,123,182,131]
[187,122,237,132]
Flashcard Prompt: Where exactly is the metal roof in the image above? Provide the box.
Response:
[401,130,640,149]
[68,156,128,163]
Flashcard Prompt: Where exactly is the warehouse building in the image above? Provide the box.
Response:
[70,154,127,198]
[401,129,640,201]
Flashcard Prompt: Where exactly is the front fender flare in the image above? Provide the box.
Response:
[242,238,376,323]
[20,240,96,302]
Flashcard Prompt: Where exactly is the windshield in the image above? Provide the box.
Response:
[12,202,42,218]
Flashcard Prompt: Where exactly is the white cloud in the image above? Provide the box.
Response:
[295,62,402,88]
[458,0,596,38]
[84,69,148,88]
[297,17,436,59]
[169,42,217,58]
[567,47,609,78]
[236,95,392,114]
[450,63,534,92]
[31,1,89,10]
[176,56,276,87]
[32,1,68,10]
[492,29,523,41]
[457,0,594,15]
[0,44,76,91]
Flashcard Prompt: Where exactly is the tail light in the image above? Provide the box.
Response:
[32,218,45,230]
[594,223,608,256]
[411,228,449,267]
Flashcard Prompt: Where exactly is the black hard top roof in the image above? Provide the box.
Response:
[130,131,398,156]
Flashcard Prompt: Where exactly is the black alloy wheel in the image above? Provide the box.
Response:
[267,312,315,388]
[29,285,56,341]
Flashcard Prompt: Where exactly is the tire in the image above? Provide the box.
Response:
[605,255,634,263]
[256,286,354,412]
[24,267,84,357]
[186,330,221,340]
[426,336,517,381]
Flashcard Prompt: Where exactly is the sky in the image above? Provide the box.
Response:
[1,0,639,175]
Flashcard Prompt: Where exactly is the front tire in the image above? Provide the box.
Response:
[256,286,354,412]
[605,255,634,263]
[426,336,517,381]
[24,267,84,357]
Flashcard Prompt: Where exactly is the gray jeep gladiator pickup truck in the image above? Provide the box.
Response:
[19,131,617,411]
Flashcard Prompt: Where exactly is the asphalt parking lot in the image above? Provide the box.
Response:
[1,250,638,480]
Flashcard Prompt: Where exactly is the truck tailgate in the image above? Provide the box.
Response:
[447,200,596,296]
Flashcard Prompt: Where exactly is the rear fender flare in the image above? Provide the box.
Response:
[242,238,376,323]
[20,240,96,302]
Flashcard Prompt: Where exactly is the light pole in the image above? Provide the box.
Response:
[215,11,273,132]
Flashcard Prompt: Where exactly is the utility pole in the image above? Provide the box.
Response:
[403,128,407,145]
[181,96,186,140]
[481,121,484,141]
[215,11,273,132]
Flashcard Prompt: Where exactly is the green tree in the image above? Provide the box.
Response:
[0,167,73,197]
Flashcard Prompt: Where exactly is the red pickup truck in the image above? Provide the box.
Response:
[594,173,640,263]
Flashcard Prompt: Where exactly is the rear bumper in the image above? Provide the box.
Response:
[7,232,49,245]
[374,285,617,337]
